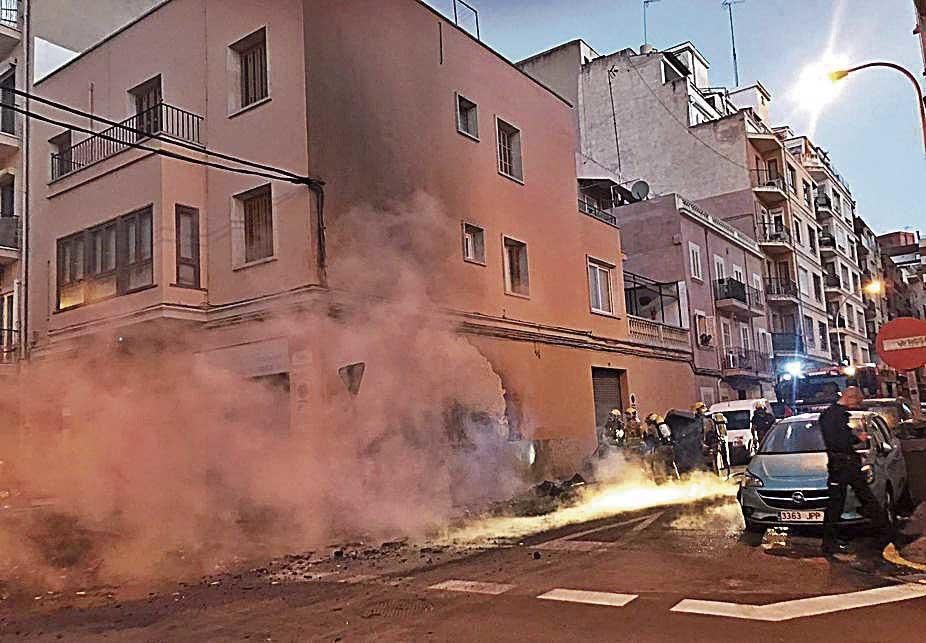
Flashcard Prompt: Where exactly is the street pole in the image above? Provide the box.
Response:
[722,0,744,87]
[832,61,926,154]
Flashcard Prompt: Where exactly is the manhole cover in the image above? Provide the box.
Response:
[363,598,434,618]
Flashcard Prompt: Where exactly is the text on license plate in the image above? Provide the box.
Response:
[779,510,823,522]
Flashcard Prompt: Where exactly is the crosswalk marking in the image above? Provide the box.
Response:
[429,580,514,595]
[538,588,638,607]
[671,584,926,622]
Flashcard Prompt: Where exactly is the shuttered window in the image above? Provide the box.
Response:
[233,28,268,108]
[176,205,200,287]
[241,185,273,263]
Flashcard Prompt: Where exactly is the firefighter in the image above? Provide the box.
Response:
[605,408,625,447]
[750,399,776,448]
[820,386,888,555]
[644,413,679,481]
[712,412,731,478]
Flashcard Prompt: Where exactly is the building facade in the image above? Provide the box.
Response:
[519,39,835,382]
[618,194,773,404]
[21,0,698,475]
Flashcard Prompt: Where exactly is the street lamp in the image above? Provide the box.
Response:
[829,62,926,154]
[862,279,884,297]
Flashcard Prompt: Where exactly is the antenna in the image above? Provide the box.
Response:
[722,0,744,86]
[643,0,662,45]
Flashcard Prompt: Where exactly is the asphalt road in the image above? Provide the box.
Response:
[2,491,925,642]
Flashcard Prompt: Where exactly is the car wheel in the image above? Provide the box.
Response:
[884,487,897,532]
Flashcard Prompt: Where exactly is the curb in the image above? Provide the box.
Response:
[883,543,926,572]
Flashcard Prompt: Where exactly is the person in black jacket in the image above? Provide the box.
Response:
[750,400,776,447]
[819,386,887,555]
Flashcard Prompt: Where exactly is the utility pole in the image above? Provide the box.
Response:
[643,0,661,45]
[722,0,744,86]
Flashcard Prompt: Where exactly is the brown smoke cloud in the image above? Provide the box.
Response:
[0,193,529,589]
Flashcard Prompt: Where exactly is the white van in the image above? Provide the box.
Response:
[708,400,762,464]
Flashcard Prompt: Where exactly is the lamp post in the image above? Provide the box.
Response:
[829,62,926,154]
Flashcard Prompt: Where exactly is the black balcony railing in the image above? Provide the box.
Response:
[0,1,18,29]
[757,221,791,244]
[772,332,804,353]
[750,169,785,191]
[714,278,749,305]
[0,215,18,249]
[747,284,764,311]
[824,273,841,288]
[819,233,836,249]
[51,102,203,180]
[723,348,773,375]
[765,277,798,298]
[578,198,617,226]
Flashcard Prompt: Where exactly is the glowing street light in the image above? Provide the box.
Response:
[828,61,926,154]
[863,279,884,296]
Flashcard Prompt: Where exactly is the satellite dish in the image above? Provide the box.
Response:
[630,180,650,200]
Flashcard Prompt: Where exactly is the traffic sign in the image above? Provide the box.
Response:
[876,317,926,371]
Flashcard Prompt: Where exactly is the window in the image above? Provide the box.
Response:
[0,70,14,135]
[496,118,523,181]
[798,267,809,295]
[456,94,478,139]
[699,387,717,407]
[818,321,829,350]
[802,180,812,208]
[56,207,153,310]
[721,319,733,350]
[786,164,797,193]
[857,310,865,333]
[739,324,751,349]
[695,311,712,346]
[587,259,613,314]
[846,303,855,329]
[832,191,842,214]
[0,175,13,217]
[50,130,72,179]
[812,273,823,301]
[688,242,703,281]
[462,222,485,264]
[176,205,200,287]
[807,225,816,252]
[237,184,274,264]
[852,272,860,294]
[840,265,850,289]
[793,218,803,245]
[713,255,725,280]
[503,237,529,296]
[732,265,745,283]
[803,315,815,348]
[752,273,763,294]
[230,27,268,111]
[129,75,162,138]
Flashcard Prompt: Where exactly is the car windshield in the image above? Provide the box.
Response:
[770,402,790,419]
[722,410,751,430]
[759,418,866,454]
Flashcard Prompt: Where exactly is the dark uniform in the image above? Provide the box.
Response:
[750,407,776,445]
[819,403,887,550]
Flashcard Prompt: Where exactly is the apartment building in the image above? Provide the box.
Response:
[619,194,773,404]
[879,231,926,321]
[0,0,162,370]
[23,0,697,474]
[519,39,834,379]
[854,217,887,359]
[783,134,870,365]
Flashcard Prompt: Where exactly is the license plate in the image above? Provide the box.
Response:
[779,510,824,522]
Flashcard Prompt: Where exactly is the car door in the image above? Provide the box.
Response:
[871,416,906,497]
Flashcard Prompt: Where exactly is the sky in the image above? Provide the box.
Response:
[424,0,924,235]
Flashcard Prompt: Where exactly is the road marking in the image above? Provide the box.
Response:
[428,580,514,595]
[671,584,926,621]
[537,588,638,608]
[883,543,926,572]
[532,511,664,552]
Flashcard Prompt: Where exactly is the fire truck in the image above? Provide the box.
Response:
[776,364,883,413]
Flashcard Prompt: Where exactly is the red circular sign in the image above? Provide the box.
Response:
[876,317,926,371]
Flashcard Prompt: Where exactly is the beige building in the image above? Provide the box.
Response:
[21,0,698,475]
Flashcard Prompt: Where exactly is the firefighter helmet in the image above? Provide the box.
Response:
[645,412,664,425]
[692,401,708,413]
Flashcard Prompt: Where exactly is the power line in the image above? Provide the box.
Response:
[5,101,304,184]
[6,86,320,186]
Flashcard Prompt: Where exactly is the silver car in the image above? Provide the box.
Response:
[738,411,908,533]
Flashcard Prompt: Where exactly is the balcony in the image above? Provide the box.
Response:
[628,315,691,351]
[578,197,617,227]
[0,215,18,264]
[814,193,833,220]
[0,1,20,59]
[765,277,799,304]
[750,169,787,205]
[772,332,805,354]
[819,233,836,256]
[722,348,773,378]
[51,102,203,180]
[824,272,842,290]
[713,278,763,318]
[757,221,792,253]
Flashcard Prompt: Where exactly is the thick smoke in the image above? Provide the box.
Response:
[0,193,527,588]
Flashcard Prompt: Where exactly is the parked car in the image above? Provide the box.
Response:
[738,411,908,533]
[861,398,926,439]
[708,400,763,464]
